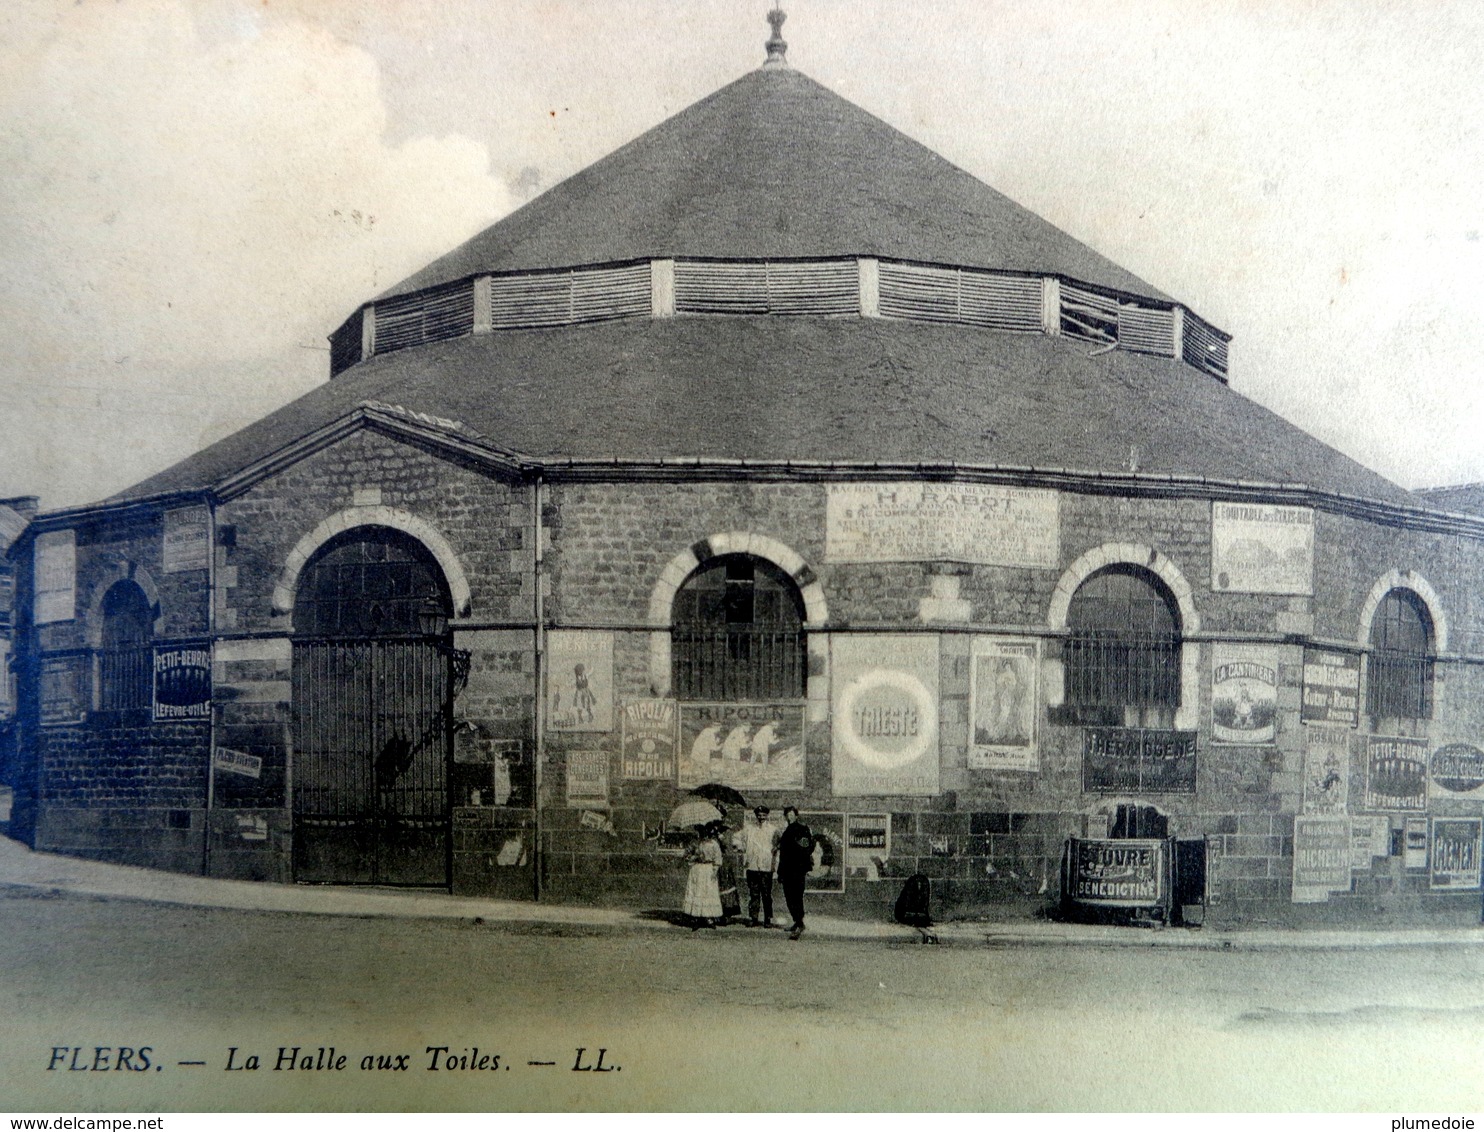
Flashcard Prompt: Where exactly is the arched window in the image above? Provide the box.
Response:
[1063,565,1181,727]
[295,528,452,639]
[98,580,153,711]
[1367,588,1433,720]
[671,554,806,701]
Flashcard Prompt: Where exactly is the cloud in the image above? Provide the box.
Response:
[0,0,514,504]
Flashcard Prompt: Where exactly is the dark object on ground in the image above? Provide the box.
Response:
[895,874,933,928]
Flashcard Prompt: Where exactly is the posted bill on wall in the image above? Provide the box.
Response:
[1349,815,1388,870]
[1364,736,1429,812]
[564,748,609,809]
[969,636,1039,771]
[33,528,75,624]
[831,634,940,796]
[1211,643,1278,744]
[162,504,211,573]
[1302,726,1350,814]
[1429,818,1483,890]
[546,630,613,732]
[826,483,1059,568]
[802,811,846,893]
[1301,647,1361,728]
[845,813,891,880]
[1405,817,1429,870]
[153,643,212,721]
[1291,815,1351,903]
[1211,502,1314,595]
[1066,838,1167,907]
[676,702,805,789]
[1082,728,1197,794]
[619,699,677,780]
[1429,742,1484,801]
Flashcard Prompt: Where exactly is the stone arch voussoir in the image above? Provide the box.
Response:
[646,531,827,698]
[271,505,472,626]
[1357,569,1449,653]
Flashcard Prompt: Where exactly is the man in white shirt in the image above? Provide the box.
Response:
[734,805,780,927]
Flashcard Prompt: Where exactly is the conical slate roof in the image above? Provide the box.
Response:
[103,59,1423,513]
[381,66,1170,304]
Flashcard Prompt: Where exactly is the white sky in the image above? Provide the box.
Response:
[2,0,1482,509]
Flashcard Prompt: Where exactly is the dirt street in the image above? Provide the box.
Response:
[3,888,1483,1111]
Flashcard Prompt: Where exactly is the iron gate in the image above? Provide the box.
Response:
[291,638,453,886]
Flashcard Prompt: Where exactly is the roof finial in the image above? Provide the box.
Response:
[763,6,789,68]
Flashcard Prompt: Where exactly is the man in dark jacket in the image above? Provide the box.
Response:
[776,806,813,939]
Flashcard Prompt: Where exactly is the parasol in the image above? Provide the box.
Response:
[688,783,748,808]
[667,799,725,829]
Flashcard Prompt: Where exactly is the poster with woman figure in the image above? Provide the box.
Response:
[969,637,1039,771]
[546,630,613,732]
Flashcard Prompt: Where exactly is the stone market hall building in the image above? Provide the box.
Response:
[7,16,1484,925]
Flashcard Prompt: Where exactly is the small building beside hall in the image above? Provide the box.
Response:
[6,19,1484,925]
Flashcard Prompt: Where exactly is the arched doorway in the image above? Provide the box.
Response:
[290,527,456,886]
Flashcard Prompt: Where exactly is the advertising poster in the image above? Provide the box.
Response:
[800,811,845,893]
[1301,726,1350,814]
[1210,643,1278,744]
[1349,816,1388,870]
[1210,502,1315,595]
[38,655,87,725]
[620,699,678,780]
[969,636,1039,771]
[546,630,613,732]
[162,504,211,573]
[831,634,940,797]
[1066,838,1167,907]
[825,483,1059,568]
[1082,728,1198,794]
[1301,647,1361,728]
[677,702,805,789]
[1291,815,1351,903]
[213,747,263,779]
[1364,736,1429,812]
[153,643,212,721]
[452,727,529,808]
[1429,819,1482,890]
[844,813,891,880]
[1405,817,1430,870]
[564,748,609,809]
[33,528,75,624]
[1430,743,1484,801]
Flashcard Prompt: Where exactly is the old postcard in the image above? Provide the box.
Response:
[3,0,1484,1114]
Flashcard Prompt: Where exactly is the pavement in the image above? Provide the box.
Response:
[5,831,1484,951]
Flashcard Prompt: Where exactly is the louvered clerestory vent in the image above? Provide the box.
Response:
[331,256,1230,386]
[490,261,652,329]
[1182,313,1231,381]
[373,283,476,355]
[674,259,858,315]
[878,261,1043,332]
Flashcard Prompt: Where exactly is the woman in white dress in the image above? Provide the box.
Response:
[682,823,724,929]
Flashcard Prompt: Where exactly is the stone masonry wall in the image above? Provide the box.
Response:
[541,479,1484,922]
